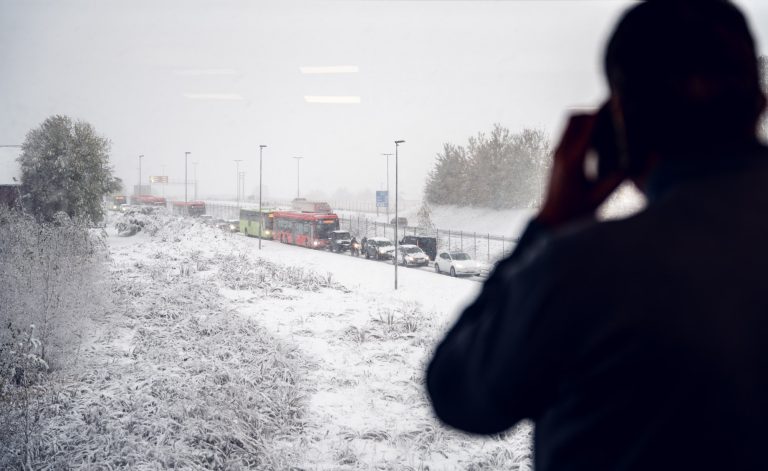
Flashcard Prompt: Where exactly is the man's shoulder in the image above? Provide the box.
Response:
[547,209,654,264]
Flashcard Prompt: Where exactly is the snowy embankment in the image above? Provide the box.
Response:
[339,183,646,238]
[2,214,315,468]
[104,212,533,469]
[337,205,533,239]
[2,209,533,469]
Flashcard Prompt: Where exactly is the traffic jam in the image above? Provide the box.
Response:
[110,195,491,280]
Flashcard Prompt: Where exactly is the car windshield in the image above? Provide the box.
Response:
[333,232,350,239]
[451,253,471,261]
[404,247,422,254]
[376,240,392,247]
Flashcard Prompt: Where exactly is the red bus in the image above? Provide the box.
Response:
[172,201,206,217]
[131,195,167,206]
[272,211,339,249]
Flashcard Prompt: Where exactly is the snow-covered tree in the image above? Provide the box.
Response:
[18,115,121,223]
[424,125,550,209]
[424,143,469,206]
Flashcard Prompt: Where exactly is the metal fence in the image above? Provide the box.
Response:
[338,214,518,264]
[166,200,518,265]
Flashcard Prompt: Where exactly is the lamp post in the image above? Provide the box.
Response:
[292,156,303,199]
[394,140,405,290]
[193,161,199,200]
[184,152,191,203]
[380,153,392,222]
[234,160,243,208]
[138,154,144,196]
[259,145,267,250]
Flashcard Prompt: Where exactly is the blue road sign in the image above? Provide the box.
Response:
[376,190,389,207]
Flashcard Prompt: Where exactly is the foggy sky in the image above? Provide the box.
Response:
[2,0,767,201]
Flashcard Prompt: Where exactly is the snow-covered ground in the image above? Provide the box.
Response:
[91,212,534,469]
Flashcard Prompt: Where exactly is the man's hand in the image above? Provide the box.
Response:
[536,113,626,229]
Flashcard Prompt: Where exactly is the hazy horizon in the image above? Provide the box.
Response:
[2,0,767,202]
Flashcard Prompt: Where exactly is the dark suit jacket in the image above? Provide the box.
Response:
[427,146,768,470]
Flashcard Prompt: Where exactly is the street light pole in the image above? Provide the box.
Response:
[184,152,191,203]
[292,156,303,199]
[394,140,405,290]
[234,160,243,208]
[259,145,267,250]
[138,155,144,196]
[381,153,392,222]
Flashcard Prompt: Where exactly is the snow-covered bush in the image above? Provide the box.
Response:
[0,208,106,366]
[219,253,347,294]
[0,207,107,466]
[114,210,161,236]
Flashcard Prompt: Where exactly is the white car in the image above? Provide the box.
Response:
[395,244,430,267]
[434,251,484,277]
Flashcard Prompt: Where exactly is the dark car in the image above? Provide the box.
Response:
[390,217,408,227]
[400,235,437,261]
[328,230,352,253]
[215,219,239,233]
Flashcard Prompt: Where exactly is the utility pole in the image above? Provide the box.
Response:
[381,153,392,222]
[259,145,267,250]
[234,160,243,208]
[184,152,191,203]
[394,140,405,290]
[292,156,303,199]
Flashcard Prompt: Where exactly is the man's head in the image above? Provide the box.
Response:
[605,0,766,163]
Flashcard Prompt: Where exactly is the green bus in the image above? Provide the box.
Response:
[240,209,274,239]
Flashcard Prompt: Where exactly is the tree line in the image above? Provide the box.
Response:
[424,124,551,209]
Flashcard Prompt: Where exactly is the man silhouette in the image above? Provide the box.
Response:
[427,1,768,469]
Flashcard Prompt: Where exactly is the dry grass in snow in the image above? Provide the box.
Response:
[4,210,534,469]
[3,212,324,469]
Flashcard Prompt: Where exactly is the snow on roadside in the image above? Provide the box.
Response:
[337,205,534,239]
[86,212,533,469]
[337,185,645,239]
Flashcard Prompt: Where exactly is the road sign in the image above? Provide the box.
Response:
[150,175,168,184]
[376,190,388,208]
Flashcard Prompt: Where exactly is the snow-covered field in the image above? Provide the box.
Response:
[33,211,533,469]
